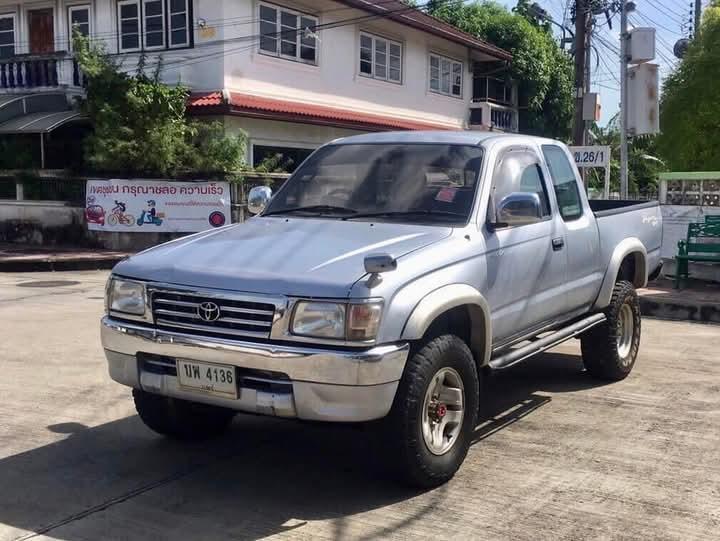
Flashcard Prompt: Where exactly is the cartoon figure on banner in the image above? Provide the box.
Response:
[84,195,106,226]
[137,200,165,226]
[108,200,135,227]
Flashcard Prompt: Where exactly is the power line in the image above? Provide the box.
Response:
[595,33,620,55]
[633,9,683,34]
[645,0,690,23]
[595,43,621,85]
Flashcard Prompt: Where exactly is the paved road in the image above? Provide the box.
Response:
[1,271,719,540]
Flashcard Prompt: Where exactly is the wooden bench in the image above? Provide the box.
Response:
[675,221,720,288]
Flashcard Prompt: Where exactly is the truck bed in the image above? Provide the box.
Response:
[588,199,660,217]
[590,199,663,280]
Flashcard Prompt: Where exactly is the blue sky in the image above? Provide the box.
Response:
[497,0,700,126]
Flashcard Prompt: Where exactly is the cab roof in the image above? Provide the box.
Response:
[329,131,549,147]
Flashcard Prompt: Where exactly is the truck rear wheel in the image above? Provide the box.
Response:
[133,389,236,440]
[581,280,641,381]
[385,334,479,488]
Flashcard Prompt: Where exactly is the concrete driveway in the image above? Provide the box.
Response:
[1,271,718,541]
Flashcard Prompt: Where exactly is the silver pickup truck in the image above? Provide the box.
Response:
[101,132,662,487]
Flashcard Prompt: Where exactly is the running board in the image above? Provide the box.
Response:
[489,313,607,371]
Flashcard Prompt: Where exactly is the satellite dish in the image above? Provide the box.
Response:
[674,38,690,59]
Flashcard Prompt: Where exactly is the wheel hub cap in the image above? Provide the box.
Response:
[617,303,634,362]
[421,367,465,456]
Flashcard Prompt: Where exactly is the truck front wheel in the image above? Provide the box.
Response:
[385,335,480,488]
[133,389,236,440]
[581,280,641,381]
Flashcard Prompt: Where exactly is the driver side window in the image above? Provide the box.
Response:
[490,150,551,226]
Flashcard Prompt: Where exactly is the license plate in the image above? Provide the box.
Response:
[176,359,238,399]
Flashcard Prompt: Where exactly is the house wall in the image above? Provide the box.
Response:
[219,0,476,129]
[0,0,486,128]
[223,116,366,164]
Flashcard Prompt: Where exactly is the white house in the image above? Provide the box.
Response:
[0,0,517,169]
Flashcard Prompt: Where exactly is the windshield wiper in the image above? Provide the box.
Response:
[343,209,466,221]
[263,205,358,217]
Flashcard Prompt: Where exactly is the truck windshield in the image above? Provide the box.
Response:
[263,143,484,224]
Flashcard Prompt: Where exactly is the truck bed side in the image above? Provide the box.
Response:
[592,199,663,293]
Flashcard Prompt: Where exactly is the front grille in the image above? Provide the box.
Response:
[151,289,276,341]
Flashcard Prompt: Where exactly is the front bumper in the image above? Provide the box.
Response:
[101,317,409,422]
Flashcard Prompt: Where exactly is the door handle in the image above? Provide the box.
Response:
[552,237,565,251]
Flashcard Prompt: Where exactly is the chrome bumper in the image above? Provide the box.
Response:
[101,317,408,422]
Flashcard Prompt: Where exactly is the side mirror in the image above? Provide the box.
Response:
[492,192,543,228]
[364,254,397,274]
[248,186,272,215]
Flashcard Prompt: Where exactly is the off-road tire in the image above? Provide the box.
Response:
[385,335,480,488]
[133,389,236,440]
[581,280,641,381]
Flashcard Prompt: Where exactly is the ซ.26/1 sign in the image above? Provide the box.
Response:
[569,145,610,168]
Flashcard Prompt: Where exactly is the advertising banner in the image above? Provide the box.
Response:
[85,179,231,232]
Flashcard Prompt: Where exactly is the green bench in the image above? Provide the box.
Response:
[675,221,720,288]
[705,215,720,224]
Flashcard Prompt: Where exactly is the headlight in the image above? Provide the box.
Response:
[107,278,146,315]
[291,302,346,339]
[291,301,383,341]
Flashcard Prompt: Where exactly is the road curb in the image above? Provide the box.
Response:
[640,296,720,324]
[0,257,123,273]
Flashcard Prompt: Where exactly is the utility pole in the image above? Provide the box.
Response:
[619,1,630,198]
[694,0,702,36]
[573,0,588,145]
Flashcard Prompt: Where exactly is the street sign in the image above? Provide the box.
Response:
[570,146,611,168]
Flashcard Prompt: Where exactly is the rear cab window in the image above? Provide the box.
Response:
[542,145,583,221]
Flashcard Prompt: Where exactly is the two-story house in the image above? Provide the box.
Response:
[0,0,517,170]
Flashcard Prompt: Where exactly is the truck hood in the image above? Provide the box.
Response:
[113,217,452,297]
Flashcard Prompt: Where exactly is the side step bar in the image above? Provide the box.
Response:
[489,313,607,370]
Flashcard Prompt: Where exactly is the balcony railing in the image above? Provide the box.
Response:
[0,52,84,92]
[469,101,518,133]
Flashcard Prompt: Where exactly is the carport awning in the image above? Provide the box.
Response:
[0,110,87,134]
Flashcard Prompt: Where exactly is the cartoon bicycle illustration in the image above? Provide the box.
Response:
[137,200,164,226]
[107,200,135,227]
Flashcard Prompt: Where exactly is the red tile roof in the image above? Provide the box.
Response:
[187,91,460,131]
[335,0,512,61]
[226,92,459,131]
[187,91,223,107]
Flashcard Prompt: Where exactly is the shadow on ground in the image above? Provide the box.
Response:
[0,350,608,541]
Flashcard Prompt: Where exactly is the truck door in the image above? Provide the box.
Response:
[483,147,569,341]
[541,144,602,313]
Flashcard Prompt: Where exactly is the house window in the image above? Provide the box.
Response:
[118,0,141,51]
[259,2,317,64]
[69,5,91,42]
[359,32,401,83]
[253,145,314,173]
[118,0,190,53]
[168,0,189,47]
[0,14,15,58]
[142,0,165,49]
[430,53,463,98]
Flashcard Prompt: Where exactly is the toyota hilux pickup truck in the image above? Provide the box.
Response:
[101,132,663,487]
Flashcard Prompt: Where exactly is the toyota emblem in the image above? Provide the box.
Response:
[197,301,221,322]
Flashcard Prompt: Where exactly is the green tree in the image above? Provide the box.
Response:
[657,1,720,170]
[587,114,666,195]
[428,0,574,139]
[73,33,246,177]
